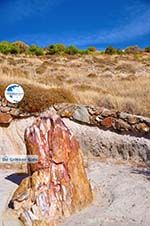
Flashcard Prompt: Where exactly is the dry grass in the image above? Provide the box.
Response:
[76,76,150,116]
[19,85,76,112]
[0,54,150,116]
[0,75,77,113]
[35,61,50,74]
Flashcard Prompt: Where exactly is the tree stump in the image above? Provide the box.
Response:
[9,113,93,226]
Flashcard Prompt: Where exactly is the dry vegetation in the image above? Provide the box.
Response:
[0,53,150,116]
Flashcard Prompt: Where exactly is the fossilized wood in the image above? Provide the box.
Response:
[9,113,93,226]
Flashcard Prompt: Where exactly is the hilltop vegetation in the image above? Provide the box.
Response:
[0,41,150,56]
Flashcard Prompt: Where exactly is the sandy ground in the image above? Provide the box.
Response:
[59,160,150,226]
[0,160,150,226]
[0,170,24,226]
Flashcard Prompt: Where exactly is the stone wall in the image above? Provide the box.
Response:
[0,97,150,138]
[54,103,150,139]
[0,103,150,167]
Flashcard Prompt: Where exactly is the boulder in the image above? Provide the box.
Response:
[72,106,90,124]
[9,113,92,226]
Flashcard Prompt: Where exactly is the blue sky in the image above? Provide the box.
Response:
[0,0,150,49]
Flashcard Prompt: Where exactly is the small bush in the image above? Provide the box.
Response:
[105,46,122,55]
[0,81,77,113]
[87,46,97,52]
[9,44,20,54]
[105,46,117,55]
[145,46,150,53]
[18,85,76,113]
[27,45,44,56]
[47,43,65,55]
[65,45,79,55]
[13,41,29,53]
[0,41,20,54]
[78,49,89,55]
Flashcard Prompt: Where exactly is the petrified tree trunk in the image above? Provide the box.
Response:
[9,113,93,226]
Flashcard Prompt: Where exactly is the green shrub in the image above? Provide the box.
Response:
[105,46,118,54]
[47,43,65,54]
[12,41,29,53]
[117,49,123,54]
[0,41,11,54]
[27,45,44,56]
[145,46,150,52]
[0,41,20,54]
[105,46,123,55]
[9,44,20,54]
[87,46,96,52]
[64,45,79,55]
[78,49,89,55]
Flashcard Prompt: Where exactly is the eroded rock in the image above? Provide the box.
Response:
[9,113,93,226]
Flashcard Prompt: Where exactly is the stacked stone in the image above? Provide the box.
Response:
[54,103,150,138]
[0,96,39,125]
[0,97,149,138]
[0,96,19,124]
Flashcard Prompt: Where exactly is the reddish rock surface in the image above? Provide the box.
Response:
[0,112,13,124]
[101,117,113,128]
[9,113,93,226]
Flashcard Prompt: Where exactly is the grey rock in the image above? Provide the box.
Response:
[72,106,90,124]
[118,112,130,120]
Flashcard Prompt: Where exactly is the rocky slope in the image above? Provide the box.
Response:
[0,53,150,116]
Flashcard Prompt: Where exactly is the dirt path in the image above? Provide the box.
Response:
[0,160,150,226]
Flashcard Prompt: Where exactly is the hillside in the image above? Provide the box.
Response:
[0,52,150,116]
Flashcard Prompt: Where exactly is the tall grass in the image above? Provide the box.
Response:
[0,53,150,116]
